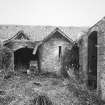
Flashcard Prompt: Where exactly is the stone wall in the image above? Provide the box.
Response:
[38,31,73,76]
[78,34,88,84]
[88,19,105,99]
[79,17,105,100]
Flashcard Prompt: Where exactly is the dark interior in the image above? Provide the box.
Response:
[88,31,97,90]
[14,47,38,71]
[59,46,62,59]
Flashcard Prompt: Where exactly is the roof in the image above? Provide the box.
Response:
[4,40,41,51]
[3,30,30,44]
[43,28,74,44]
[76,17,105,44]
[0,25,88,42]
[87,16,105,34]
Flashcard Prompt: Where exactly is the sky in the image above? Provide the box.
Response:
[0,0,104,26]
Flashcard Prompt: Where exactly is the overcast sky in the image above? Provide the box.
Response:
[0,0,104,26]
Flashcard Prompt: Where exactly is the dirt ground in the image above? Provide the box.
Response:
[0,73,104,105]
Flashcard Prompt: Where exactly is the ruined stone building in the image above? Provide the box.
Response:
[3,30,41,72]
[37,28,74,76]
[1,17,105,99]
[78,17,105,100]
[0,25,87,76]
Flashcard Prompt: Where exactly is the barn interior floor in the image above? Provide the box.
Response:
[0,73,104,105]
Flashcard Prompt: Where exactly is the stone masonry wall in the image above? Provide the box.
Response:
[80,17,105,100]
[38,31,73,76]
[78,34,88,85]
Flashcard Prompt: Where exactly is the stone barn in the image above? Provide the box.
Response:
[3,30,41,72]
[35,28,74,76]
[78,17,105,100]
[0,25,87,75]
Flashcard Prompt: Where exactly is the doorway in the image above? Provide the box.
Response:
[88,31,97,90]
[14,47,39,71]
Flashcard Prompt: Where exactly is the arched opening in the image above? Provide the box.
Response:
[88,31,97,90]
[14,47,39,72]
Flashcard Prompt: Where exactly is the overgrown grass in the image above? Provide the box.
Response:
[67,76,105,105]
[0,68,105,105]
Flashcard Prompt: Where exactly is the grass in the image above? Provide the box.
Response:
[0,71,104,105]
[67,76,105,105]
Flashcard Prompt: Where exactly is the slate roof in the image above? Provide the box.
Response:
[0,25,88,42]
